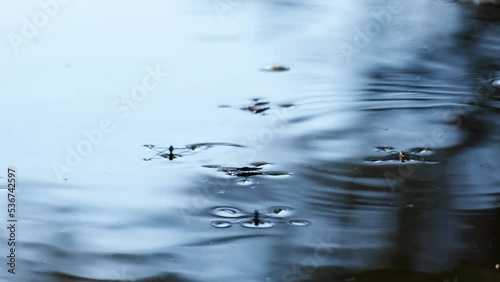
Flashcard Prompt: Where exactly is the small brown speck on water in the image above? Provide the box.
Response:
[261,65,290,72]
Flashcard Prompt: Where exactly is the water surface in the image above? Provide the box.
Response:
[1,0,499,281]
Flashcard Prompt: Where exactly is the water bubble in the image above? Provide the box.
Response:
[212,221,231,228]
[289,219,310,226]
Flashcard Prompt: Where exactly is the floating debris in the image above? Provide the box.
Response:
[210,206,308,229]
[260,64,290,72]
[367,146,437,163]
[143,142,244,161]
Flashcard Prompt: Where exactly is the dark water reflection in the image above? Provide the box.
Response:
[2,0,500,281]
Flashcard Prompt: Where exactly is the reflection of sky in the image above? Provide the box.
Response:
[1,2,188,63]
[1,0,362,183]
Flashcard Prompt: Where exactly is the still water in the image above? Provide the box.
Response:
[1,0,499,281]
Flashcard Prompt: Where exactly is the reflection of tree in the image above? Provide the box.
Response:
[298,2,500,281]
[443,5,500,269]
[379,4,500,274]
[392,2,499,275]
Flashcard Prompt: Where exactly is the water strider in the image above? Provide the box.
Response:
[219,98,294,115]
[211,207,309,229]
[143,145,184,161]
[203,162,290,183]
[252,210,260,226]
[143,142,245,161]
[367,146,438,163]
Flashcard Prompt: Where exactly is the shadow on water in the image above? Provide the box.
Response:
[278,2,500,281]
